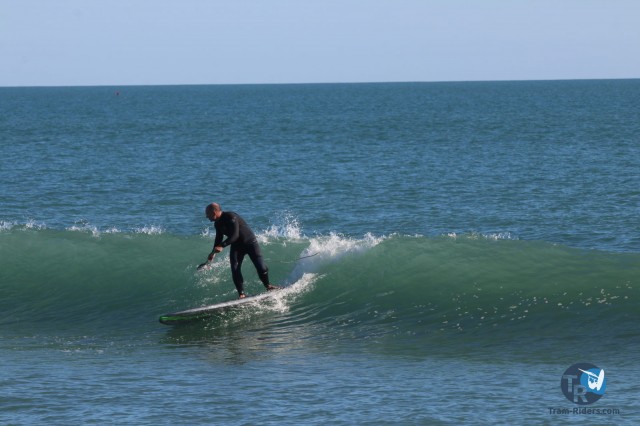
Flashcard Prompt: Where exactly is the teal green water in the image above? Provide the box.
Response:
[1,81,639,424]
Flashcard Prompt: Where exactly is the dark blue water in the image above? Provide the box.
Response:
[2,81,639,251]
[1,80,639,424]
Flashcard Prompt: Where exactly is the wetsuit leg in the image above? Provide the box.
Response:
[229,246,246,294]
[245,240,270,287]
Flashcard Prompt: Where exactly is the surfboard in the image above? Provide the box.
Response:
[159,288,283,325]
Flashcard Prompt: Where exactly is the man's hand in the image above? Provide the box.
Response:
[208,246,223,261]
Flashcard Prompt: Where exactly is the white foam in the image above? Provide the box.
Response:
[306,232,384,258]
[134,225,164,235]
[255,272,319,314]
[286,232,383,285]
[445,231,519,241]
[0,220,47,232]
[194,258,228,288]
[24,219,46,230]
[259,212,303,243]
[66,222,101,237]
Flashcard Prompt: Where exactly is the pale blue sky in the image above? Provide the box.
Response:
[1,0,639,86]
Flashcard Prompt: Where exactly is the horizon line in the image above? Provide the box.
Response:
[1,77,639,89]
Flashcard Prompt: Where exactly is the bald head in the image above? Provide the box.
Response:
[205,203,222,221]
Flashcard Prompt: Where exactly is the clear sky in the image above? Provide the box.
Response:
[1,0,639,87]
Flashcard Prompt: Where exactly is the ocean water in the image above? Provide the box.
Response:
[1,80,639,424]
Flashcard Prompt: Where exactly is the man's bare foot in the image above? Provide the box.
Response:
[265,285,281,291]
[238,293,246,299]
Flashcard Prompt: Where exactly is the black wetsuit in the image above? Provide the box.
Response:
[213,211,269,295]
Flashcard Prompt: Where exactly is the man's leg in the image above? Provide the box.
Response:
[246,241,275,289]
[229,247,246,296]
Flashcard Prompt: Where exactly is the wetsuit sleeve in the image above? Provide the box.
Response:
[215,213,240,248]
[213,225,224,248]
[222,214,240,247]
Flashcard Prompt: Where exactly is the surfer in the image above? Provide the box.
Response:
[205,203,279,298]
